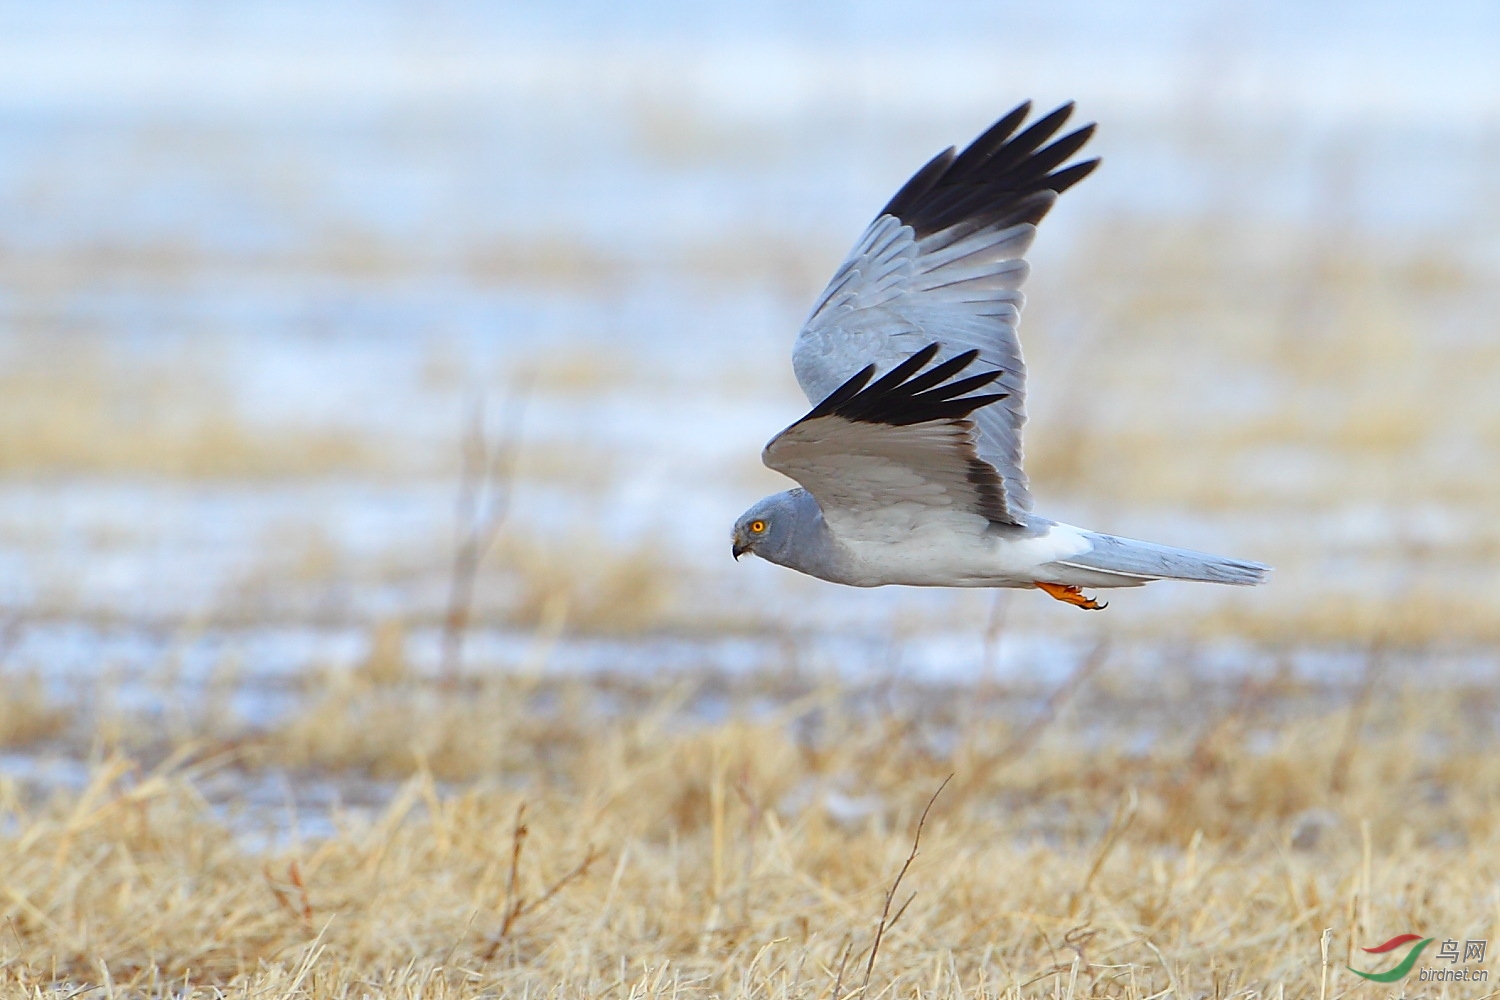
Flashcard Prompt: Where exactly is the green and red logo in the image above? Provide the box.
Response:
[1348,934,1433,982]
[1349,932,1488,983]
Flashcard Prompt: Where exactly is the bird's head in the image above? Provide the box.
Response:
[731,491,804,563]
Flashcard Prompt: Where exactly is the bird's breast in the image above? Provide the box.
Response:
[828,517,1094,587]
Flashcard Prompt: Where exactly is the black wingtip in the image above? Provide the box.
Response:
[1047,156,1100,194]
[945,101,1033,178]
[880,147,957,221]
[806,363,877,420]
[881,100,1099,238]
[809,344,1008,428]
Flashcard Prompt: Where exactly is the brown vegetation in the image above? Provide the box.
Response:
[0,658,1494,997]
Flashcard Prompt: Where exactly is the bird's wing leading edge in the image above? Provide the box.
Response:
[790,101,1098,525]
[763,344,1010,532]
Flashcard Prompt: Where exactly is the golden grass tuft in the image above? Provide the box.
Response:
[0,342,378,479]
[0,669,67,749]
[497,535,676,635]
[1022,218,1499,512]
[0,662,1496,997]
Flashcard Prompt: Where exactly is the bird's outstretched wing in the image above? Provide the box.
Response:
[791,101,1098,525]
[764,344,1009,534]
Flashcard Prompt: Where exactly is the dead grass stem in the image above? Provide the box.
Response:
[0,661,1492,997]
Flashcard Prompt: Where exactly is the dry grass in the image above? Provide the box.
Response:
[0,656,1496,998]
[1,168,1496,1000]
[496,535,676,635]
[1023,218,1499,514]
[0,672,67,749]
[0,340,379,479]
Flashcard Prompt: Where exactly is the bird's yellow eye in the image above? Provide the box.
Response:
[750,520,767,534]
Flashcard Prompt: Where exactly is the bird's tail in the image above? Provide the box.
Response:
[1058,531,1269,586]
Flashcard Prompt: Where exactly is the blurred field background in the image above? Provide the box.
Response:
[0,1,1498,996]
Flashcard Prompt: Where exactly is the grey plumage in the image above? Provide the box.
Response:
[1057,532,1271,587]
[732,102,1269,607]
[732,490,849,583]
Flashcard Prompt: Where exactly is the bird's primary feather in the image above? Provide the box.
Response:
[792,101,1099,525]
[765,346,1012,527]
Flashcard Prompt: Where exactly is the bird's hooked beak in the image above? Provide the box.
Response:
[732,540,749,561]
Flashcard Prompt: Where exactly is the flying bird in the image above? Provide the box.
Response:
[731,101,1267,609]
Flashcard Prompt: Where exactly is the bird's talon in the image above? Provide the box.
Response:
[1036,582,1108,611]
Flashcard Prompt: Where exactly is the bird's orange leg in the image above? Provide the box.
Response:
[1035,582,1108,610]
